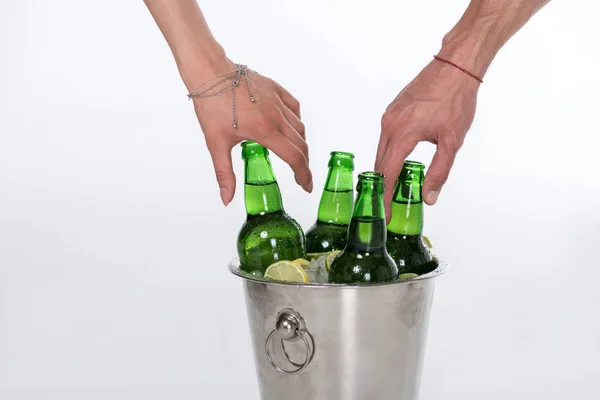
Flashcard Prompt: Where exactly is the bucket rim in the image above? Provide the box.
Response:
[228,257,449,288]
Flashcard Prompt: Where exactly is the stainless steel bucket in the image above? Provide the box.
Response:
[229,260,448,400]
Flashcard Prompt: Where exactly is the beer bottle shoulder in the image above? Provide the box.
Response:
[328,249,398,284]
[305,220,348,254]
[237,210,306,273]
[386,233,436,275]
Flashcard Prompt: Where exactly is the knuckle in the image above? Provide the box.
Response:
[205,135,231,154]
[428,172,449,187]
[298,139,309,155]
[214,168,231,184]
[427,164,450,186]
[381,112,395,129]
[267,78,279,88]
[288,149,306,168]
[261,102,279,118]
[204,133,218,149]
[290,98,301,112]
[442,135,463,153]
[411,106,428,120]
[377,162,392,178]
[297,120,306,132]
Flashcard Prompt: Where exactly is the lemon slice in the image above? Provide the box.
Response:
[399,273,419,280]
[422,235,433,249]
[291,258,311,269]
[264,261,310,283]
[325,250,342,273]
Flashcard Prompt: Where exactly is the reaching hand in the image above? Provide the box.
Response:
[142,1,312,206]
[375,59,480,220]
[189,58,312,206]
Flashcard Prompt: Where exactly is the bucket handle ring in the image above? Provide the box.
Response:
[264,308,314,374]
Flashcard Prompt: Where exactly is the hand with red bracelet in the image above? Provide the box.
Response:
[376,0,550,220]
[376,58,480,217]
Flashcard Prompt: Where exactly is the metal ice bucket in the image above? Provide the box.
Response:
[229,259,448,400]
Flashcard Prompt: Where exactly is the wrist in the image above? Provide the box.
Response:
[174,42,233,90]
[439,17,503,78]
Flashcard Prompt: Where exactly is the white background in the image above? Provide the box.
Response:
[1,0,599,399]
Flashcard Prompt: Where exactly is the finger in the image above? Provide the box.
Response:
[277,98,306,142]
[256,131,313,193]
[378,139,418,223]
[374,135,389,172]
[207,141,236,206]
[276,85,301,119]
[277,109,309,164]
[422,145,457,205]
[376,112,397,171]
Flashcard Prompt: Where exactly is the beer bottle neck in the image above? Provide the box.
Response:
[346,172,387,252]
[317,166,353,225]
[244,156,284,216]
[388,161,425,236]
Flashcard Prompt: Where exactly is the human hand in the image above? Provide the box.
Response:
[142,1,312,206]
[375,59,480,220]
[187,58,312,206]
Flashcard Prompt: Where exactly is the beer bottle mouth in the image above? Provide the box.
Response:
[394,160,425,201]
[359,171,384,181]
[241,141,268,159]
[330,151,355,159]
[329,151,355,170]
[398,160,425,186]
[357,171,385,193]
[403,160,425,171]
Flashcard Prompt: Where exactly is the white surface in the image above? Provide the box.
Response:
[1,1,599,399]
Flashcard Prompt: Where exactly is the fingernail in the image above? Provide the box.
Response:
[426,191,439,204]
[308,181,313,193]
[220,188,230,206]
[295,175,300,185]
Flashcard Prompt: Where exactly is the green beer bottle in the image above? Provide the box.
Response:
[305,151,355,258]
[237,141,306,274]
[386,160,437,276]
[328,172,398,284]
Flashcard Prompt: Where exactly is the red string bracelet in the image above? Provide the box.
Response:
[433,55,483,83]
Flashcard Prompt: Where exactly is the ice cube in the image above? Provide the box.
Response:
[306,256,329,284]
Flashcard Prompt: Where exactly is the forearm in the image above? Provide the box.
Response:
[438,0,550,77]
[143,0,228,87]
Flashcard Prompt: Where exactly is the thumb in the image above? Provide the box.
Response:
[208,144,236,206]
[422,148,456,205]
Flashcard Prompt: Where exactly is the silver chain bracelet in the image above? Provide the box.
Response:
[186,64,256,129]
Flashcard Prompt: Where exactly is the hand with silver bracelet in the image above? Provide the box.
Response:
[144,0,312,206]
